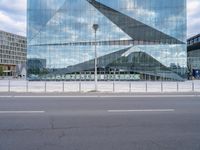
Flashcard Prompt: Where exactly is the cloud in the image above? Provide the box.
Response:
[187,0,200,37]
[0,0,26,36]
[0,11,26,36]
[0,0,199,38]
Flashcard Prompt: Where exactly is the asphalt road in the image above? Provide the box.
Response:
[0,96,200,150]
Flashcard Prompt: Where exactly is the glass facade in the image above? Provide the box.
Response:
[27,0,187,81]
[187,34,200,79]
[188,50,200,69]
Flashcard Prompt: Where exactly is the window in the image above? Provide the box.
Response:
[194,38,198,43]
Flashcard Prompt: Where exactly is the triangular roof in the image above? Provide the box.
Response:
[87,0,184,44]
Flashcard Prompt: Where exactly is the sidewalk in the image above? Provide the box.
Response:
[1,80,200,93]
[0,92,200,97]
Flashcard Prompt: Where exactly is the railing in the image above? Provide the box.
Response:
[0,80,200,93]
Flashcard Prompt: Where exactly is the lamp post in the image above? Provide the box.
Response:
[93,24,99,91]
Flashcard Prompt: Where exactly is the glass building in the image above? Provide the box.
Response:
[187,34,200,79]
[27,0,187,81]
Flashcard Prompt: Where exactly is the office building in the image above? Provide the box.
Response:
[187,34,200,79]
[0,30,27,77]
[27,0,187,81]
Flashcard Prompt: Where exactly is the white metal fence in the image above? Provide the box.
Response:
[0,80,200,93]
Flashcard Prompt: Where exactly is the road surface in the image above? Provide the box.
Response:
[0,95,200,150]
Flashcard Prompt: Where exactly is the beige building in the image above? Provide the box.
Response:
[0,30,27,77]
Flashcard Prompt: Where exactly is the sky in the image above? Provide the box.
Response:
[0,0,199,38]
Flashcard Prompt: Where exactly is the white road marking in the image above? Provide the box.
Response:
[0,111,45,114]
[107,109,175,112]
[0,96,13,98]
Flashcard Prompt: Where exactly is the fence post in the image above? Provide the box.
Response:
[79,82,81,93]
[113,82,115,92]
[44,81,47,93]
[129,82,132,93]
[177,82,179,92]
[192,81,195,92]
[145,82,148,92]
[26,81,29,92]
[8,80,10,92]
[161,82,163,93]
[62,82,65,93]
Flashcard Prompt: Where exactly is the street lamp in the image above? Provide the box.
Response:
[93,24,99,91]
